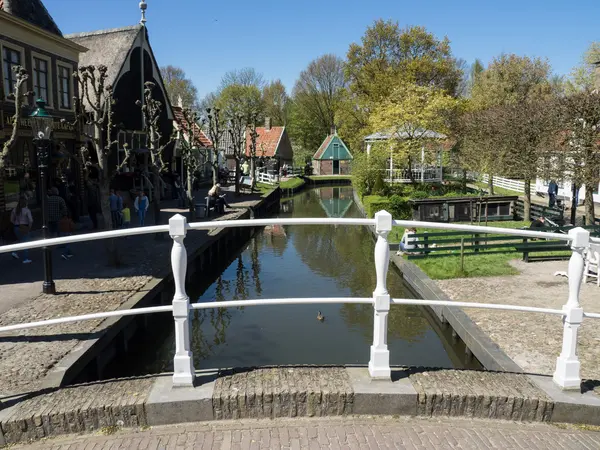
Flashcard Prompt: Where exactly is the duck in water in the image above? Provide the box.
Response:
[317,311,324,322]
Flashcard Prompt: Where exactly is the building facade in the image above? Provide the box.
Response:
[0,0,87,213]
[312,132,353,175]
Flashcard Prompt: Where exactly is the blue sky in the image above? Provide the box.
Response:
[46,0,598,99]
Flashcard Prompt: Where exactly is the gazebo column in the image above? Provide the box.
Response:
[421,147,425,183]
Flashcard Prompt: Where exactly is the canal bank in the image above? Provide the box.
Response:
[351,189,521,373]
[39,188,281,390]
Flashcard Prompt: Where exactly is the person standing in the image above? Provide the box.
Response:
[109,189,122,229]
[121,202,131,229]
[174,176,185,208]
[10,197,33,263]
[134,190,149,226]
[548,180,558,207]
[86,178,101,229]
[47,187,68,237]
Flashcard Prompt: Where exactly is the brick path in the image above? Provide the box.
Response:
[13,416,600,449]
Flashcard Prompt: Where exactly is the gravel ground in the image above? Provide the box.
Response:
[436,259,600,380]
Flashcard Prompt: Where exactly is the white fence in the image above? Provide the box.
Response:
[257,171,277,185]
[385,168,442,184]
[0,213,599,390]
[480,175,536,194]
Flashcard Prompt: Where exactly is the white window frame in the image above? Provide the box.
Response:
[30,51,53,109]
[56,60,74,111]
[0,40,25,102]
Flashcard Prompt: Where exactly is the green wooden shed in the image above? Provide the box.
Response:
[312,132,353,175]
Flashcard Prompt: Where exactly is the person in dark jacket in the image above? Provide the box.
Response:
[86,178,101,229]
[548,180,559,207]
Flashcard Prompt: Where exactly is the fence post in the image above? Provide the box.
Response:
[170,214,195,387]
[553,227,589,390]
[369,210,392,380]
[522,237,529,263]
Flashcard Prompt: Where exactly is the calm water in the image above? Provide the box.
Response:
[116,187,477,376]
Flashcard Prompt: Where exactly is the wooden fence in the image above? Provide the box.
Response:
[402,225,600,262]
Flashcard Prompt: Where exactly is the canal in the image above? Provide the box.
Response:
[111,186,480,377]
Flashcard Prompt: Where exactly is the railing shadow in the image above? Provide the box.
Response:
[0,330,103,343]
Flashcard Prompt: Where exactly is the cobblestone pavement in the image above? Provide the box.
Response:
[0,192,265,397]
[436,259,600,381]
[12,416,600,449]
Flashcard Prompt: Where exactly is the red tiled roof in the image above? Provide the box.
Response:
[172,106,212,148]
[245,126,285,158]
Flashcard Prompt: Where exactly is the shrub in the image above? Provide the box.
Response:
[388,195,413,219]
[363,195,390,218]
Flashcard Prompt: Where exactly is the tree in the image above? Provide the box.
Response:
[288,54,346,154]
[138,81,175,231]
[160,65,199,109]
[262,80,289,126]
[559,91,600,223]
[568,42,600,93]
[219,68,264,91]
[369,83,458,183]
[205,107,224,185]
[351,147,388,197]
[1,66,29,170]
[177,108,206,217]
[247,112,260,191]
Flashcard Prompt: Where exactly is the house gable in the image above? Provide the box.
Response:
[314,135,352,160]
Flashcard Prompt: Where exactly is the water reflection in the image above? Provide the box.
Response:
[133,187,467,374]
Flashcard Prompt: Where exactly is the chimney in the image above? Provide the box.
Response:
[265,117,271,130]
[177,95,184,108]
[594,61,600,93]
[330,125,336,136]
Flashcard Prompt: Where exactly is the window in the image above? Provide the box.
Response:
[58,65,71,109]
[33,57,49,103]
[332,143,339,159]
[3,46,21,97]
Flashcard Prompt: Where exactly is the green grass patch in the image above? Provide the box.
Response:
[307,175,352,181]
[411,252,520,279]
[256,183,275,195]
[473,181,522,196]
[279,177,305,190]
[389,220,529,243]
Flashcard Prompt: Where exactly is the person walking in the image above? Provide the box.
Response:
[548,180,559,207]
[10,197,33,263]
[134,191,149,226]
[86,178,101,229]
[47,187,68,237]
[109,189,123,229]
[58,212,74,260]
[174,176,185,208]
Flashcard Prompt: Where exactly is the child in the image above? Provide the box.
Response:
[58,213,75,260]
[121,202,131,228]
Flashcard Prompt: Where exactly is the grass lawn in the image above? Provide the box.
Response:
[389,220,529,243]
[411,252,520,279]
[306,175,352,181]
[256,183,275,195]
[279,177,305,190]
[473,181,522,197]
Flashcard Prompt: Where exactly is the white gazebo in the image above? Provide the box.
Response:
[364,128,446,183]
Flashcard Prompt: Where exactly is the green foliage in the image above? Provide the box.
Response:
[351,148,387,196]
[288,54,346,153]
[363,195,390,218]
[279,178,305,190]
[262,80,290,126]
[217,84,263,120]
[567,42,600,93]
[372,170,385,195]
[388,194,412,219]
[160,65,199,109]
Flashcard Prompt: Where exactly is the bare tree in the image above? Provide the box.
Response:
[247,111,260,191]
[72,65,129,264]
[138,81,175,229]
[178,107,206,217]
[1,66,29,170]
[227,113,245,195]
[204,107,224,185]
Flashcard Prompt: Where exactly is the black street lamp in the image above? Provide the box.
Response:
[30,98,56,295]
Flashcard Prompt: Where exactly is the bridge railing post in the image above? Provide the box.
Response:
[170,214,195,387]
[553,227,589,390]
[369,210,392,380]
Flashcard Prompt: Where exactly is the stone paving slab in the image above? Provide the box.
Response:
[11,416,600,450]
[0,194,268,397]
[410,369,553,421]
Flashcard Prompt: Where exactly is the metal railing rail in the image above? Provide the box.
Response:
[0,211,595,391]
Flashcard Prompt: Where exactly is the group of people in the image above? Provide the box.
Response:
[109,189,150,228]
[10,187,76,264]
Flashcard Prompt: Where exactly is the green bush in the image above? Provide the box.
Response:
[363,195,391,218]
[388,195,413,219]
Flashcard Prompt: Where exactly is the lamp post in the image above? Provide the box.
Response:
[30,98,56,295]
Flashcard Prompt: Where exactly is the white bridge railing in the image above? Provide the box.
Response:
[0,212,599,390]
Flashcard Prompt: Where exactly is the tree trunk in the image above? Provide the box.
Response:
[250,157,256,191]
[462,169,467,194]
[571,183,578,226]
[99,175,120,266]
[234,159,240,195]
[187,170,195,219]
[585,186,595,225]
[488,174,494,195]
[152,168,162,239]
[523,178,531,221]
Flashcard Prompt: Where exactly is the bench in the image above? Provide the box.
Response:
[240,176,252,193]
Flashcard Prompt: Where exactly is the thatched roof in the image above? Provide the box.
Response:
[66,26,142,87]
[0,0,62,35]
